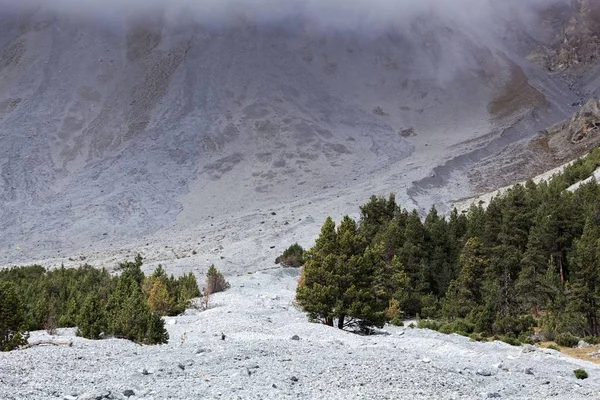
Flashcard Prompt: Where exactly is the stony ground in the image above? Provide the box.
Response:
[1,267,599,400]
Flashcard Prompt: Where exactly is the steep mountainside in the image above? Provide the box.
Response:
[0,1,598,264]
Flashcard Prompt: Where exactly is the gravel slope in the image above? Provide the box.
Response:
[1,267,599,400]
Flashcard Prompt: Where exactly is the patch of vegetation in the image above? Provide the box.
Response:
[574,369,588,380]
[417,319,442,331]
[555,333,580,348]
[0,255,201,350]
[275,243,306,267]
[295,148,600,338]
[497,335,521,347]
[0,282,29,351]
[205,265,230,295]
[547,344,561,351]
[583,335,600,345]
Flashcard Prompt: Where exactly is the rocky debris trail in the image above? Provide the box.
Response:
[1,267,599,400]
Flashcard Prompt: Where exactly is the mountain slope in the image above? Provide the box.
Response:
[0,2,597,263]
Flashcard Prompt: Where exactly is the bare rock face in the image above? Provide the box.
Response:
[552,0,600,72]
[532,0,600,73]
[547,99,600,144]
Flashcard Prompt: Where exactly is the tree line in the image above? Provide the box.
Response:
[0,255,202,351]
[296,147,600,343]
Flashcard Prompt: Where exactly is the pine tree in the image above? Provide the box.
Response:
[144,312,169,345]
[77,292,106,340]
[206,265,230,294]
[147,278,173,316]
[0,282,28,351]
[442,238,488,320]
[516,220,554,317]
[567,218,600,336]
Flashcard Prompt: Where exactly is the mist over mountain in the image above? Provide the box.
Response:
[0,0,598,263]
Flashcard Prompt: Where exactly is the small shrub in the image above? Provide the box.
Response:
[275,244,305,267]
[385,298,402,321]
[498,335,521,346]
[492,315,536,336]
[555,333,579,348]
[469,332,486,342]
[547,344,561,351]
[574,369,588,380]
[518,332,535,345]
[408,322,416,329]
[206,265,230,295]
[417,319,442,331]
[438,320,475,336]
[391,317,403,327]
[583,336,600,345]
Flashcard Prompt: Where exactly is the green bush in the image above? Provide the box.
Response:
[518,332,535,345]
[417,319,442,331]
[555,333,579,348]
[574,369,588,380]
[469,332,486,342]
[498,335,521,346]
[547,344,561,351]
[583,336,600,345]
[492,315,536,336]
[0,282,29,351]
[275,243,306,267]
[438,320,475,336]
[390,317,403,327]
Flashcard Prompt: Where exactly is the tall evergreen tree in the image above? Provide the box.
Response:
[568,218,600,336]
[0,282,28,351]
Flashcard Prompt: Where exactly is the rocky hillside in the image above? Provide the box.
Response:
[0,1,598,265]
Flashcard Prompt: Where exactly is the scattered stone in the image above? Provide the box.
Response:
[290,376,299,382]
[522,367,534,375]
[397,330,405,336]
[476,369,492,377]
[221,333,226,341]
[167,319,177,325]
[521,344,536,354]
[422,358,431,364]
[141,369,150,376]
[122,390,135,398]
[178,363,185,371]
[589,350,600,359]
[577,340,593,349]
[291,335,300,341]
[195,348,211,354]
[77,391,111,400]
[272,384,277,389]
[485,392,501,398]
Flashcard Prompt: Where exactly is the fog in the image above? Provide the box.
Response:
[0,0,569,33]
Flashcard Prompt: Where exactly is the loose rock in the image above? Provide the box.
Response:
[521,345,536,354]
[522,367,534,375]
[476,369,492,377]
[122,390,135,398]
[291,335,300,341]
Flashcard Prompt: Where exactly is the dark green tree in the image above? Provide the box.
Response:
[0,282,28,351]
[567,218,600,336]
[77,292,106,340]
